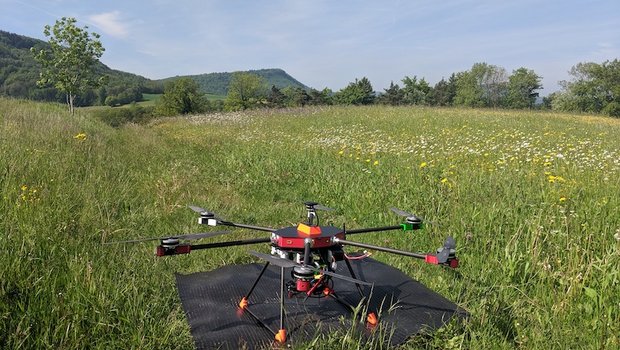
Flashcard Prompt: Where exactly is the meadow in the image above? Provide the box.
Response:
[1,97,618,349]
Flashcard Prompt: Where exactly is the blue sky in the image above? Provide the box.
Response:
[2,0,619,95]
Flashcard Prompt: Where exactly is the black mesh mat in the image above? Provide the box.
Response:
[176,258,465,349]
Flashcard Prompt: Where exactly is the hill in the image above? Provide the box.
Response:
[159,68,309,95]
[1,30,310,105]
[0,30,162,106]
[1,98,618,348]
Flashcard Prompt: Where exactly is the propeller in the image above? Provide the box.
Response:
[188,205,220,218]
[249,251,298,268]
[443,236,456,250]
[320,270,373,286]
[104,230,231,244]
[249,251,372,286]
[390,207,440,226]
[390,207,422,223]
[304,201,334,211]
[435,236,456,263]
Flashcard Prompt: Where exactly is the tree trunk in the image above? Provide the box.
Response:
[69,92,75,115]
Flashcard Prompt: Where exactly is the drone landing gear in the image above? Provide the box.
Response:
[238,262,288,344]
[238,259,379,344]
[324,259,380,329]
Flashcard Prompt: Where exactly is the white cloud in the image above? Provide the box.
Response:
[88,11,128,39]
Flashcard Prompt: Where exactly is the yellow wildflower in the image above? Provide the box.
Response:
[441,178,448,184]
[21,185,28,191]
[338,150,344,155]
[74,132,87,141]
[420,162,427,168]
[373,160,379,166]
[559,197,567,202]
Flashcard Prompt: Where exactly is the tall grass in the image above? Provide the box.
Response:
[1,98,618,349]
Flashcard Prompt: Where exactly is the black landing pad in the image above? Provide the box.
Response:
[176,258,465,349]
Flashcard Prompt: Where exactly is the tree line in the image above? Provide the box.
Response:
[28,17,619,119]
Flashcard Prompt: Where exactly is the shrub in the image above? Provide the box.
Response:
[92,104,156,127]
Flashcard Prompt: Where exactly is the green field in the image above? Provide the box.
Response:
[1,98,619,349]
[135,93,162,107]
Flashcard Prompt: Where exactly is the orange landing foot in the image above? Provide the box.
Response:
[238,297,248,309]
[367,312,378,326]
[275,329,287,343]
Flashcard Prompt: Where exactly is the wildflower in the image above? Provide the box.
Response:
[21,185,28,191]
[441,178,448,184]
[559,197,567,202]
[338,150,344,155]
[548,175,565,183]
[420,162,427,168]
[74,132,87,141]
[373,160,379,166]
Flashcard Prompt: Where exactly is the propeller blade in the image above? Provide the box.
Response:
[174,231,231,241]
[389,207,438,225]
[188,205,207,214]
[390,207,413,217]
[188,205,222,222]
[248,251,298,268]
[104,230,231,244]
[104,236,164,244]
[436,249,450,264]
[321,270,373,286]
[314,204,334,211]
[304,201,334,211]
[444,236,456,250]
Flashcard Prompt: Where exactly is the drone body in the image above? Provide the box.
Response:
[109,201,459,344]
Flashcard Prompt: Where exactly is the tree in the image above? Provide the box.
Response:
[31,17,105,114]
[429,74,457,106]
[333,77,375,105]
[267,85,286,108]
[481,65,508,107]
[553,60,620,116]
[454,63,508,108]
[282,86,311,107]
[377,81,404,105]
[401,76,431,105]
[506,68,542,109]
[308,88,332,105]
[225,72,267,111]
[157,77,208,116]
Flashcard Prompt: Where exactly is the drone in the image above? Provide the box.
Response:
[108,202,458,344]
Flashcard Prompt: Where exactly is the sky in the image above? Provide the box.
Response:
[1,0,619,95]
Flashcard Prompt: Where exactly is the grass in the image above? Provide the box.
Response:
[135,93,162,107]
[1,98,619,349]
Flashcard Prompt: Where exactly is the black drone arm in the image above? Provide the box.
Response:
[213,220,276,233]
[156,237,271,256]
[334,238,458,268]
[191,237,272,250]
[344,225,404,235]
